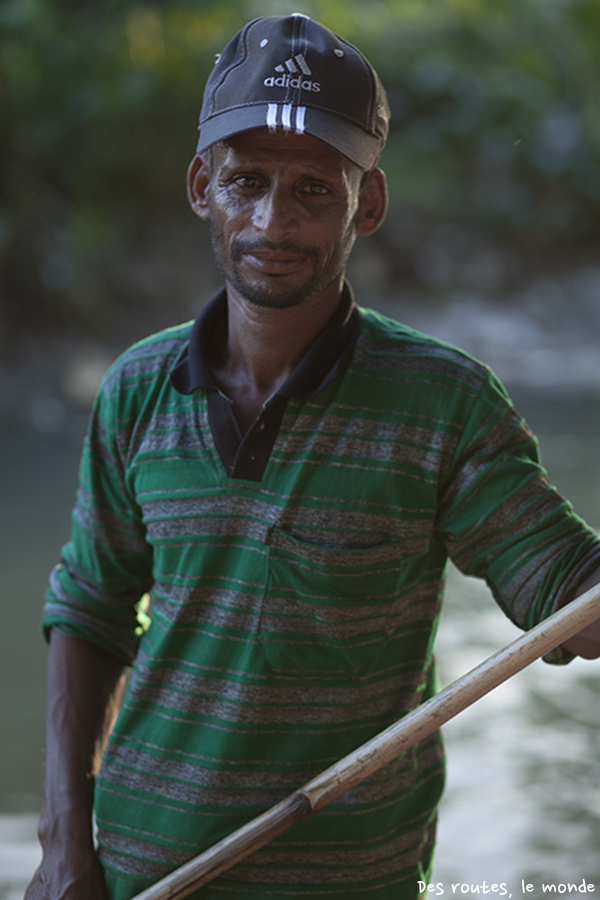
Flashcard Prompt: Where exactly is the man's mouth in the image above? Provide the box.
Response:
[244,250,305,275]
[233,240,318,277]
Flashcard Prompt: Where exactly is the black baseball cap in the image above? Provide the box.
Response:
[196,14,390,170]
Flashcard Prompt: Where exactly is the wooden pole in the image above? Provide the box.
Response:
[131,582,600,900]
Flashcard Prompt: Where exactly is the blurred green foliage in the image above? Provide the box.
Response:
[2,0,600,347]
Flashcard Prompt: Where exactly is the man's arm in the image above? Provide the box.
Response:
[25,628,126,900]
[559,565,600,659]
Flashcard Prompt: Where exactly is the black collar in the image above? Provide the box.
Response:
[170,282,361,400]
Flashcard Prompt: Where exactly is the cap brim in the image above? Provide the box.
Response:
[197,105,381,171]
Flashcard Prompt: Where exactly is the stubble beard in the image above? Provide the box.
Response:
[210,229,351,310]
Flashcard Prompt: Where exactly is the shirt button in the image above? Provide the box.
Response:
[259,422,266,430]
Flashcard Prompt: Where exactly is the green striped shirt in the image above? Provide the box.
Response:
[43,294,600,900]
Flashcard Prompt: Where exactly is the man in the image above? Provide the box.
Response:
[26,14,600,900]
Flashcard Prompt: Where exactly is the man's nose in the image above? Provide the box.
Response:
[253,184,298,240]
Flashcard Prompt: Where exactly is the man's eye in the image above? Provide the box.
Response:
[233,175,261,189]
[306,183,329,195]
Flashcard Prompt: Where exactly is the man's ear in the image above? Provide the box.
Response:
[187,154,212,221]
[356,168,388,237]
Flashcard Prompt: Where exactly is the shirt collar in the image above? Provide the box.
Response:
[170,283,361,400]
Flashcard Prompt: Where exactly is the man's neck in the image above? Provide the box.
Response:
[209,280,343,433]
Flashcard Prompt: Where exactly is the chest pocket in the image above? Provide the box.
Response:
[257,526,404,677]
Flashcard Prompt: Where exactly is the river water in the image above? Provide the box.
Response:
[1,355,599,896]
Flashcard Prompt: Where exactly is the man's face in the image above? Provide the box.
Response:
[197,129,367,310]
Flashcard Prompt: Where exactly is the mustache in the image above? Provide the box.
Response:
[231,238,321,263]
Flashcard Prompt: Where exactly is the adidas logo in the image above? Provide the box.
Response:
[275,53,311,76]
[264,53,321,93]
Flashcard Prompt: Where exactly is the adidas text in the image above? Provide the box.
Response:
[264,75,321,92]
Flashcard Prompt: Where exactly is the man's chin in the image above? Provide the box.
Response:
[231,275,319,310]
[242,290,308,310]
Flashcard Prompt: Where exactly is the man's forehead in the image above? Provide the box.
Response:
[209,127,363,176]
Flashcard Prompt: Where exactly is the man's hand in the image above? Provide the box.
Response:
[560,565,600,658]
[24,629,126,899]
[25,843,109,899]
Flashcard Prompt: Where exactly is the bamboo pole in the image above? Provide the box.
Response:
[132,582,600,900]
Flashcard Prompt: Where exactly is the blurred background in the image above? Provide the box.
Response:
[1,0,600,895]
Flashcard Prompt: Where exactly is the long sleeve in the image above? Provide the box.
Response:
[437,369,600,662]
[43,369,154,664]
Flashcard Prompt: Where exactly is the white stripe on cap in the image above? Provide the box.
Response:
[295,106,306,133]
[266,104,278,129]
[265,104,307,135]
